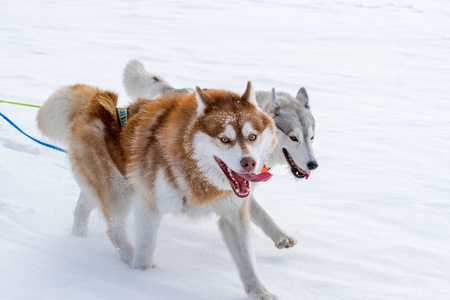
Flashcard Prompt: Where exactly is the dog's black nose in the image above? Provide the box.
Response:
[241,157,256,172]
[307,161,318,170]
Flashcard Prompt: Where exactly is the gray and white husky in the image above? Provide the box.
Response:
[123,60,318,249]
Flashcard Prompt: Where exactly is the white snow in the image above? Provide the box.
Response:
[1,0,449,299]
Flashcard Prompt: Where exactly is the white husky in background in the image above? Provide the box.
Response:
[123,60,319,249]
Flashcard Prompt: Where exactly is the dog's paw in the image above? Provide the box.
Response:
[275,234,297,249]
[248,290,278,300]
[132,259,156,270]
[114,245,134,267]
[120,251,134,267]
[133,264,156,270]
[247,283,277,300]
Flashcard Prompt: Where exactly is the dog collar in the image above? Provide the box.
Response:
[116,107,129,128]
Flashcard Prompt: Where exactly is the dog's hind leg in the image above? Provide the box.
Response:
[218,201,277,300]
[104,191,134,266]
[72,192,95,237]
[72,169,134,265]
[249,195,297,249]
[132,197,162,270]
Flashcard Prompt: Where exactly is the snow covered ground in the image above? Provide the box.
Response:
[1,0,449,299]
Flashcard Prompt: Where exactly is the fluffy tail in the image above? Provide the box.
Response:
[36,84,98,143]
[122,59,176,100]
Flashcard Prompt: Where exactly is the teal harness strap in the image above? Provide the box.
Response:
[115,107,129,128]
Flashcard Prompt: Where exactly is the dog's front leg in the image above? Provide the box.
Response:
[249,195,297,249]
[218,202,277,300]
[132,198,162,270]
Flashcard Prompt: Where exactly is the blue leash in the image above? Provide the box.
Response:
[0,112,67,153]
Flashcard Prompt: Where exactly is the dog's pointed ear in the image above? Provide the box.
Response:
[266,87,280,112]
[296,87,310,107]
[195,86,213,116]
[241,81,258,106]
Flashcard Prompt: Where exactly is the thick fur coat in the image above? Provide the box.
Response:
[37,82,279,299]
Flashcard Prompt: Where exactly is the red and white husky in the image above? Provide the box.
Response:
[37,82,278,299]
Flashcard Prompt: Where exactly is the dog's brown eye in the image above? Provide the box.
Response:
[249,134,257,141]
[220,137,229,143]
[311,136,314,140]
[290,136,298,142]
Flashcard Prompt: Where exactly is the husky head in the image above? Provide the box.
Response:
[189,82,277,198]
[260,87,318,179]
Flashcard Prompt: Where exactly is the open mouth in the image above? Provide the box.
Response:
[214,156,272,198]
[282,148,311,179]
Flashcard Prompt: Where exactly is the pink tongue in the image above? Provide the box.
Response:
[239,172,273,182]
[295,166,311,180]
[251,172,273,182]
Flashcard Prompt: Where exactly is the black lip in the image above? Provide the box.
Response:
[282,148,306,179]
